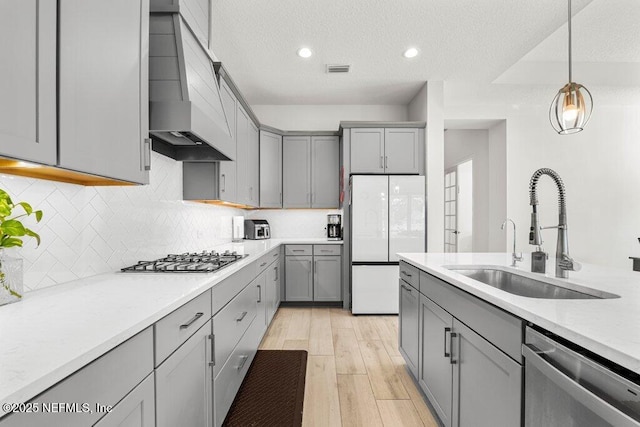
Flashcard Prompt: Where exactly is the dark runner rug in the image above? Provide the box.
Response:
[223,350,308,427]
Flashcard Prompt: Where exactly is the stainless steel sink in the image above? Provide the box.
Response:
[448,268,619,300]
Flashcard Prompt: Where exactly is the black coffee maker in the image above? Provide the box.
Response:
[327,214,342,240]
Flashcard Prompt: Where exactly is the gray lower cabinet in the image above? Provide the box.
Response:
[260,131,282,208]
[283,136,311,208]
[452,320,522,427]
[155,320,213,427]
[0,328,154,427]
[0,0,56,165]
[94,374,155,427]
[253,271,268,333]
[419,294,454,427]
[266,259,281,324]
[285,255,313,301]
[313,256,341,301]
[399,280,419,378]
[402,267,523,427]
[311,136,339,208]
[58,0,150,184]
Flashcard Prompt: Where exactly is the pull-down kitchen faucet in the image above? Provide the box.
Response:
[528,168,581,278]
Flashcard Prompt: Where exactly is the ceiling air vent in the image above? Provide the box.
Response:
[326,64,351,74]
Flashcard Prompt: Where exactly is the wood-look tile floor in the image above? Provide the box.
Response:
[259,307,439,427]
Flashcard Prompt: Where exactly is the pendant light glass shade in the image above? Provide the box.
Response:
[549,0,593,134]
[549,82,593,134]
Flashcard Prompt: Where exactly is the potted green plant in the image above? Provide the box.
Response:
[0,189,43,306]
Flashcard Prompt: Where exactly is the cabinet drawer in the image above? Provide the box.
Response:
[155,290,212,366]
[419,271,523,362]
[212,262,256,315]
[399,261,419,290]
[214,318,259,427]
[285,244,312,256]
[314,244,341,256]
[257,247,280,273]
[213,281,258,377]
[0,328,153,427]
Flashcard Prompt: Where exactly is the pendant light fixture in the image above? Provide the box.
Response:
[549,0,593,134]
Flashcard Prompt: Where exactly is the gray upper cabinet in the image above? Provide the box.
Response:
[399,279,419,378]
[384,128,419,174]
[350,128,385,173]
[155,320,213,427]
[283,136,311,208]
[248,122,260,206]
[419,294,454,427]
[260,131,283,208]
[351,127,420,175]
[0,0,56,166]
[313,255,341,301]
[236,106,250,205]
[58,0,150,184]
[311,136,339,208]
[218,78,237,203]
[452,320,522,427]
[285,256,313,301]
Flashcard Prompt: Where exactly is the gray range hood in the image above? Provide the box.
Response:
[149,13,233,161]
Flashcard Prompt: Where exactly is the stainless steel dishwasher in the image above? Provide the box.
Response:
[523,327,640,427]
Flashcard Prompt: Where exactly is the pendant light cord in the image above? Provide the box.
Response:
[568,0,572,82]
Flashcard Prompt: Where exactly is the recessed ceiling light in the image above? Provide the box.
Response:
[297,47,312,58]
[403,47,419,58]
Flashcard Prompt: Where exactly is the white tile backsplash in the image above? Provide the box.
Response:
[0,152,243,291]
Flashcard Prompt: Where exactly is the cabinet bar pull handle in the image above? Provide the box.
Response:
[180,312,204,329]
[293,249,305,252]
[260,262,267,267]
[450,332,458,364]
[257,284,262,303]
[208,334,215,366]
[236,354,249,370]
[444,327,451,357]
[402,271,412,277]
[275,266,278,281]
[380,156,384,168]
[143,138,152,171]
[273,252,278,257]
[221,174,226,192]
[385,156,388,169]
[401,284,412,293]
[236,311,248,322]
[280,192,282,204]
[320,249,331,253]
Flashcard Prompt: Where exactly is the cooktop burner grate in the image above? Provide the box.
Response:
[121,250,246,273]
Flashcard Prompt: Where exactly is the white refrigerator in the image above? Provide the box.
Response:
[350,175,425,314]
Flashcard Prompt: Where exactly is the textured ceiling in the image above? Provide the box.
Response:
[494,0,640,86]
[210,0,594,105]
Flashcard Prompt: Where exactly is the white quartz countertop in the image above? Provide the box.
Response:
[0,238,342,414]
[398,252,640,373]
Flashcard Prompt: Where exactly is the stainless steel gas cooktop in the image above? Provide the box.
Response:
[121,250,246,273]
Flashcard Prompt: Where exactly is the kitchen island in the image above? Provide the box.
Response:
[398,252,640,427]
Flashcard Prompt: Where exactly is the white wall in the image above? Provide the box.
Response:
[487,121,508,252]
[444,130,490,252]
[1,152,244,292]
[504,104,640,269]
[251,105,408,131]
[446,82,640,269]
[246,209,342,239]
